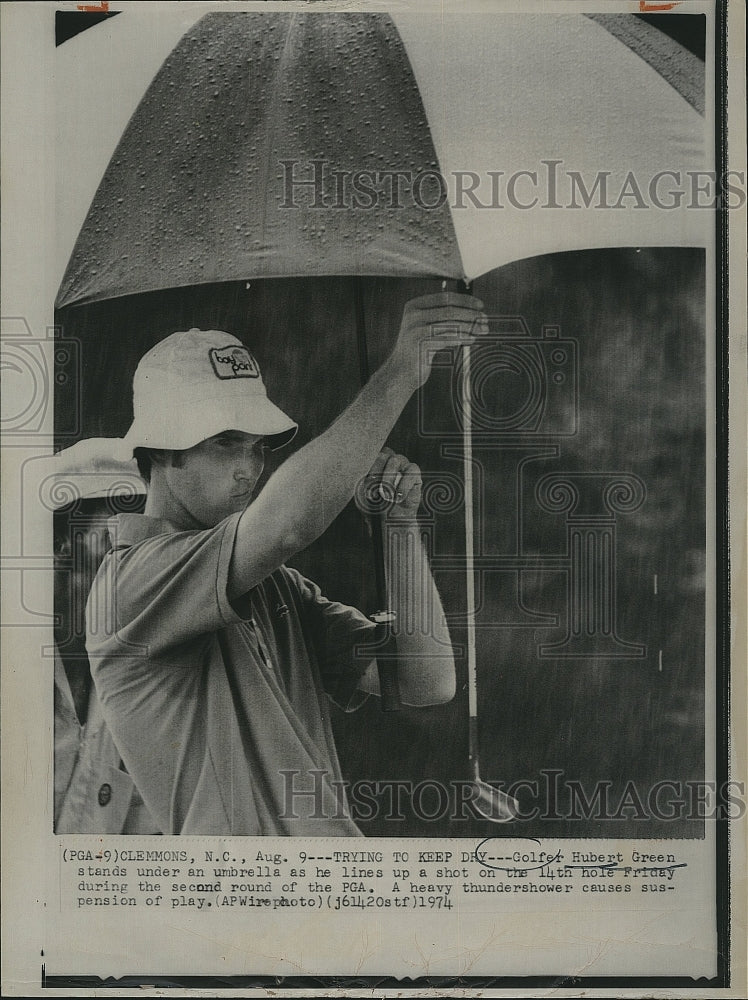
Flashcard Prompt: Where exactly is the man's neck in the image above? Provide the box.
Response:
[144,480,202,532]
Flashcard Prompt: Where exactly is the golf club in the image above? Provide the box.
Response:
[461,335,520,823]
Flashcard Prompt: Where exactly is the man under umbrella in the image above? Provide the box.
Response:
[86,292,486,835]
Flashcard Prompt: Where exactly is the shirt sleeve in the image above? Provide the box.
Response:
[87,512,248,660]
[284,567,377,713]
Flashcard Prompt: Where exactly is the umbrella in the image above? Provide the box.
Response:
[54,11,707,824]
[55,11,705,306]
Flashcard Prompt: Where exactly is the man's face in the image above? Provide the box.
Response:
[161,430,267,528]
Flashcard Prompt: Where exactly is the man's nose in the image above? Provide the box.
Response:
[234,445,263,480]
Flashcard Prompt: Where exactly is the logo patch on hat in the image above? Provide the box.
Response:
[209,346,260,380]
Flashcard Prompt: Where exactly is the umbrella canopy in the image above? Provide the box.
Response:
[56,11,706,308]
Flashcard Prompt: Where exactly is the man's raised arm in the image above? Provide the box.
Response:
[227,292,486,599]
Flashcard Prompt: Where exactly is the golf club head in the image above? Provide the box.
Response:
[473,779,520,823]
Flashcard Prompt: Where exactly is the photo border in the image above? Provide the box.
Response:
[2,0,744,994]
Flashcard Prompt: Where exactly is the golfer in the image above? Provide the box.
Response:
[86,292,486,835]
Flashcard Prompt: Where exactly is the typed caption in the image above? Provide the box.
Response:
[64,838,693,913]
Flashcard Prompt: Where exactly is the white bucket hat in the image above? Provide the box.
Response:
[123,329,298,453]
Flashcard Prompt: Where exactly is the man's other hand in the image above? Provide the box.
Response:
[356,447,423,522]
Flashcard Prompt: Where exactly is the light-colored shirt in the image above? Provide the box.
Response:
[54,649,160,834]
[86,512,376,836]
